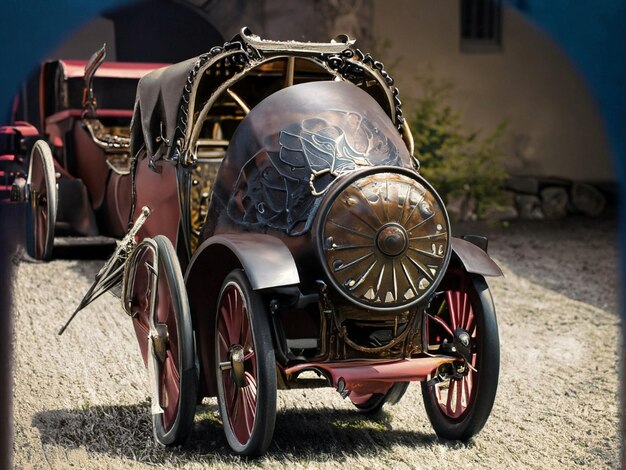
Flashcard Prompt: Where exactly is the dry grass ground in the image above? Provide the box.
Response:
[11,216,620,469]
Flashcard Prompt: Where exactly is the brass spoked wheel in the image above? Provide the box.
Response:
[421,270,499,441]
[25,140,57,260]
[316,168,451,313]
[128,235,197,446]
[215,269,277,456]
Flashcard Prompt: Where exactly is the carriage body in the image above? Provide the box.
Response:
[80,29,503,455]
[1,49,165,259]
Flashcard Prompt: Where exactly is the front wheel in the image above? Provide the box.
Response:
[215,269,277,456]
[128,235,198,446]
[421,271,499,441]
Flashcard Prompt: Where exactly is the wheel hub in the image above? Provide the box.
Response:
[453,327,473,363]
[439,327,473,367]
[150,323,170,363]
[229,344,246,388]
[376,223,408,257]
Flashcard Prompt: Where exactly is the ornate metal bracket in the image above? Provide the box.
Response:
[82,43,107,119]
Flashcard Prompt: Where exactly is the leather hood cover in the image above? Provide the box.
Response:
[130,57,196,157]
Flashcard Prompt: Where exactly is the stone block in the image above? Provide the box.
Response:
[540,186,568,219]
[515,194,544,220]
[571,183,606,216]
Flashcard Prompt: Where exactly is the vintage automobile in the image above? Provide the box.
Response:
[62,28,503,456]
[1,46,165,259]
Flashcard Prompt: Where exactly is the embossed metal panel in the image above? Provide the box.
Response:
[202,81,414,239]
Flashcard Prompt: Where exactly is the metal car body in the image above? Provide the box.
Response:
[65,28,503,456]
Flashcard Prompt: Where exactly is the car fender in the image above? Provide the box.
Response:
[184,233,300,397]
[450,237,503,277]
[186,233,300,290]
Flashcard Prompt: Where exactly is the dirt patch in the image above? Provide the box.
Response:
[12,216,620,469]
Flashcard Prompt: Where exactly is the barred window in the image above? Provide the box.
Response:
[460,0,502,52]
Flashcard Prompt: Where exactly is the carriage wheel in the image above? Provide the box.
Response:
[421,271,499,441]
[130,235,197,446]
[215,269,277,456]
[25,140,57,260]
[351,382,410,415]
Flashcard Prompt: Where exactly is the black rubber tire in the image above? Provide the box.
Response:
[25,140,57,260]
[421,272,499,441]
[215,269,277,456]
[125,235,198,446]
[149,235,198,446]
[354,382,410,415]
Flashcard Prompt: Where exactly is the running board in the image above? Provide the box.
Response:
[283,356,457,395]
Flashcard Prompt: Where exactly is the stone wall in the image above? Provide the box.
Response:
[448,176,609,222]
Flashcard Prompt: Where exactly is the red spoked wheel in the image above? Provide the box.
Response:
[25,140,57,260]
[215,269,276,456]
[421,270,499,441]
[127,235,197,446]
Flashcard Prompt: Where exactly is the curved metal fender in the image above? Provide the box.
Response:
[451,237,503,277]
[186,233,300,289]
[184,233,300,398]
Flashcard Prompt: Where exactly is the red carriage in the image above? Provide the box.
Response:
[2,45,165,259]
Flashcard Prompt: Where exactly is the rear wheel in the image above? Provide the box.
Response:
[215,269,277,456]
[421,271,499,441]
[351,382,410,415]
[129,235,197,446]
[25,140,57,260]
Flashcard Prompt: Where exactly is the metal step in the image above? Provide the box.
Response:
[53,236,118,247]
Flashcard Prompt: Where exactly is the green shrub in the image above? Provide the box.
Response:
[408,74,508,219]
